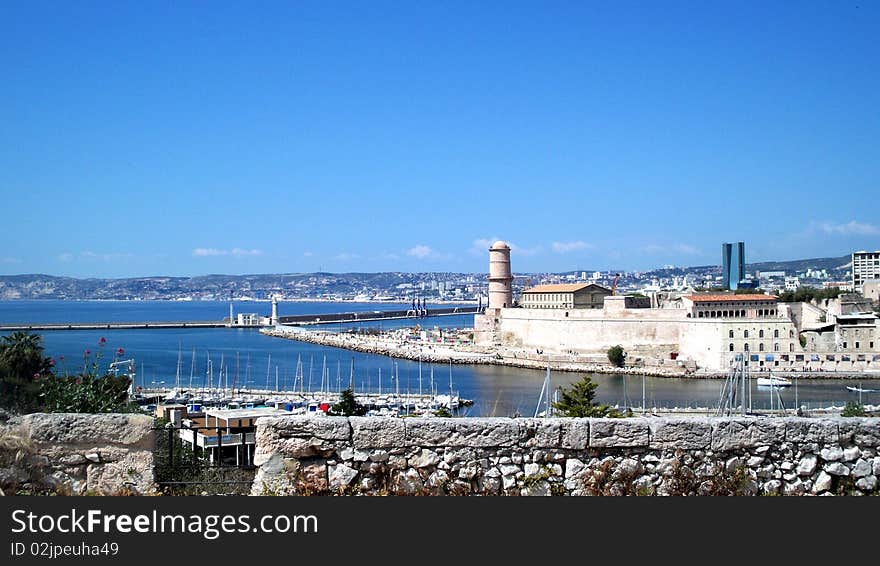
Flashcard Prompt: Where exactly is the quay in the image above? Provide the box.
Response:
[0,320,227,331]
[278,305,483,326]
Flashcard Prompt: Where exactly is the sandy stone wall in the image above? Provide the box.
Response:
[251,416,880,496]
[0,413,155,495]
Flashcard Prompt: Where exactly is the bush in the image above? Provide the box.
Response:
[842,402,867,417]
[329,389,366,416]
[607,345,626,368]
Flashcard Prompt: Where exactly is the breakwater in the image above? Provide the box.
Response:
[251,415,880,496]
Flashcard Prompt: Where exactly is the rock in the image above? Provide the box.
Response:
[649,418,711,449]
[350,417,404,449]
[521,480,551,497]
[478,476,501,494]
[405,418,518,448]
[458,462,480,481]
[797,455,817,476]
[614,458,644,480]
[783,479,806,496]
[855,476,877,492]
[328,464,358,490]
[784,419,838,444]
[824,462,849,476]
[484,466,501,479]
[843,447,861,462]
[518,419,562,448]
[561,419,590,450]
[590,419,649,447]
[409,449,440,469]
[783,472,797,482]
[84,453,101,463]
[851,459,872,478]
[854,420,880,447]
[780,461,794,471]
[874,457,880,477]
[711,418,755,451]
[812,471,833,493]
[565,458,585,479]
[427,469,449,489]
[502,474,517,490]
[820,446,844,462]
[395,468,424,494]
[762,480,782,495]
[59,454,87,466]
[368,450,389,463]
[500,464,520,477]
[747,456,765,468]
[523,463,542,477]
[725,457,744,474]
[339,447,354,461]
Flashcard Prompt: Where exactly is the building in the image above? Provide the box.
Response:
[784,277,800,291]
[852,251,880,292]
[519,283,612,309]
[487,241,513,310]
[722,242,746,290]
[865,280,880,303]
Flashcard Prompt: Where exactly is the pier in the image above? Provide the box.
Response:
[0,306,484,332]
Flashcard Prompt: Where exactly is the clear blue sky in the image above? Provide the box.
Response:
[1,1,877,277]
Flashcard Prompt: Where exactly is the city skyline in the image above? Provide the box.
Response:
[2,3,878,278]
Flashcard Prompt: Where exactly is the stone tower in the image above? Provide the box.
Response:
[488,241,513,310]
[270,295,279,326]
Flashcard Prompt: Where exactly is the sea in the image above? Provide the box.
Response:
[1,300,878,416]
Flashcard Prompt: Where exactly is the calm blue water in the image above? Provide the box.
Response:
[2,300,878,415]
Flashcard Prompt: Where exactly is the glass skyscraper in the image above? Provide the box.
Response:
[722,242,745,290]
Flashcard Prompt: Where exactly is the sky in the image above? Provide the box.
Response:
[1,1,878,278]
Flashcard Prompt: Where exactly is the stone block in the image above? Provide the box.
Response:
[22,413,154,448]
[648,418,711,450]
[517,418,562,449]
[590,418,649,448]
[710,418,756,451]
[560,420,590,450]
[785,418,838,445]
[349,417,405,449]
[854,419,880,448]
[405,418,518,448]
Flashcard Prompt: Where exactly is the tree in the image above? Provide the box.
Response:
[551,375,620,417]
[0,331,54,411]
[329,389,366,416]
[607,345,626,368]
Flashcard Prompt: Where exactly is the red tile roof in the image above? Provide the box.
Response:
[685,294,777,303]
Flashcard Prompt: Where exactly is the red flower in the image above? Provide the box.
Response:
[85,350,91,356]
[59,355,65,361]
[116,348,125,356]
[75,378,82,385]
[99,337,107,345]
[49,358,56,366]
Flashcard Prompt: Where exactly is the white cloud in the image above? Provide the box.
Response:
[407,245,434,259]
[552,241,590,254]
[817,220,880,236]
[303,251,314,257]
[58,251,132,262]
[192,248,263,258]
[231,248,263,257]
[58,253,74,263]
[674,244,700,255]
[469,238,542,257]
[641,243,700,256]
[1,257,21,264]
[332,252,360,261]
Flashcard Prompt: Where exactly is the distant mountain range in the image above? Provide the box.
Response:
[0,254,853,300]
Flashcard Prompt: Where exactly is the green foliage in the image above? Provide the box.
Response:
[434,406,453,417]
[799,335,807,348]
[734,288,764,294]
[0,332,56,412]
[329,388,366,416]
[552,375,620,418]
[607,345,626,368]
[40,373,136,413]
[842,401,867,417]
[776,286,842,303]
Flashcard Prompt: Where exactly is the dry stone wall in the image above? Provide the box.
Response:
[0,413,155,495]
[251,416,880,496]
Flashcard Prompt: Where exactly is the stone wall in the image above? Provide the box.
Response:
[0,413,155,495]
[251,416,880,496]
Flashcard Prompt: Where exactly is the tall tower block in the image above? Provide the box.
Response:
[488,241,513,309]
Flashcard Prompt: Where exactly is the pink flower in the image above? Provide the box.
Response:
[49,358,56,366]
[75,378,82,385]
[33,373,41,379]
[59,355,65,361]
[116,348,125,356]
[85,350,91,356]
[99,337,107,345]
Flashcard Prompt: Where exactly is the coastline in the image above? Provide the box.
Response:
[260,326,880,381]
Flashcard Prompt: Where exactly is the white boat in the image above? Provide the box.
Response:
[756,375,792,388]
[846,386,876,393]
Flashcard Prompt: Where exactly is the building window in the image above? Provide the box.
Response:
[759,329,764,338]
[729,330,734,338]
[729,343,734,352]
[774,343,779,352]
[844,342,848,349]
[856,342,860,349]
[759,343,764,352]
[871,342,875,349]
[774,329,779,339]
[789,330,794,339]
[744,330,749,339]
[744,343,750,352]
[790,344,794,352]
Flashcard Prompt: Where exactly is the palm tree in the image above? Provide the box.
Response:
[0,331,50,381]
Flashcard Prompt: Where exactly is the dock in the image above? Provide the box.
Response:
[0,321,227,331]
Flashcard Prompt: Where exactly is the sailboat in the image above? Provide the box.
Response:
[756,374,792,388]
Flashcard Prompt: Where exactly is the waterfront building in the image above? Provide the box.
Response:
[852,250,880,292]
[722,242,746,290]
[519,283,611,309]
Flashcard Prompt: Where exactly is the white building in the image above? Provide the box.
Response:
[852,250,880,291]
[784,277,800,291]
